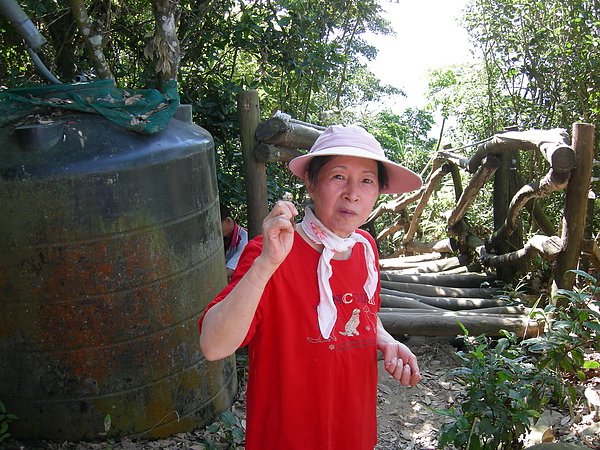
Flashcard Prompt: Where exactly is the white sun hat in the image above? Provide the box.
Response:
[289,124,422,194]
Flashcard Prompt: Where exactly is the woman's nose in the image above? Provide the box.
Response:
[343,182,360,201]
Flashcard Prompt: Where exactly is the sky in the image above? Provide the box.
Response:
[365,0,474,111]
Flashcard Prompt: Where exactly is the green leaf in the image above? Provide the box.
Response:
[457,320,469,336]
[583,321,600,333]
[583,360,600,369]
[232,426,245,441]
[104,414,112,432]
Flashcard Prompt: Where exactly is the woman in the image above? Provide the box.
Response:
[199,124,423,449]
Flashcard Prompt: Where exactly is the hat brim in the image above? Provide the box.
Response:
[288,147,423,195]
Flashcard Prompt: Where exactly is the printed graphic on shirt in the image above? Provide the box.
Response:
[339,309,360,336]
[306,293,379,349]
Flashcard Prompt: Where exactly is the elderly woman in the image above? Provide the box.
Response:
[199,125,423,450]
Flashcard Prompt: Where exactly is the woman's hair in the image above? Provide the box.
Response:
[305,155,389,191]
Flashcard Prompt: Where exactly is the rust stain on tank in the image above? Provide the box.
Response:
[35,223,173,385]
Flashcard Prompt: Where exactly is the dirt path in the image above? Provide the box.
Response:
[375,337,462,449]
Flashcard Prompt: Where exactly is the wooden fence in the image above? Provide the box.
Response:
[236,90,597,335]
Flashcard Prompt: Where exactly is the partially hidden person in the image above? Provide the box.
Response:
[220,203,248,282]
[201,125,423,450]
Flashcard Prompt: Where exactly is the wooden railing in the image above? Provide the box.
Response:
[237,90,597,305]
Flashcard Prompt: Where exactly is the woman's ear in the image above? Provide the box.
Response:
[304,172,314,198]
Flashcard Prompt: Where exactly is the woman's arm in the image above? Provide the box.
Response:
[376,317,421,386]
[199,201,298,361]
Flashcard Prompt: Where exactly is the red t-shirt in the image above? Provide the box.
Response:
[199,230,381,450]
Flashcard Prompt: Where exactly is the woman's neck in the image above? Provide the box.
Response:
[297,224,353,260]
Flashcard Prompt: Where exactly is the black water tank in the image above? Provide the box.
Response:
[0,106,236,441]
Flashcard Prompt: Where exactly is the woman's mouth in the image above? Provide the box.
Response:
[339,208,357,217]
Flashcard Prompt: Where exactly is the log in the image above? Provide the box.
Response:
[487,169,569,248]
[468,128,574,173]
[483,235,563,267]
[525,197,558,237]
[435,150,471,171]
[378,311,543,338]
[404,164,451,243]
[379,305,534,315]
[376,222,403,243]
[254,143,303,163]
[447,155,500,228]
[380,280,499,299]
[255,115,321,150]
[380,288,507,310]
[380,254,472,273]
[364,188,423,227]
[380,294,441,310]
[379,253,444,270]
[553,123,596,303]
[404,238,458,254]
[381,271,496,288]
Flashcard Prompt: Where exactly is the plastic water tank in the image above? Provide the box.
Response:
[0,105,236,441]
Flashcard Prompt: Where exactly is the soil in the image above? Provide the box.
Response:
[9,337,600,450]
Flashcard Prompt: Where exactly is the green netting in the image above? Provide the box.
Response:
[0,79,180,134]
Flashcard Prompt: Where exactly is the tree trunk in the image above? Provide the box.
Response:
[69,0,114,80]
[146,0,181,85]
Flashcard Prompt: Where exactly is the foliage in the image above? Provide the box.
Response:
[203,410,245,449]
[434,330,553,450]
[426,63,515,144]
[1,0,419,210]
[0,401,17,444]
[522,270,600,382]
[435,272,600,449]
[461,0,600,129]
[426,0,600,249]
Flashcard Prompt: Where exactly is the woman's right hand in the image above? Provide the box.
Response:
[259,201,298,266]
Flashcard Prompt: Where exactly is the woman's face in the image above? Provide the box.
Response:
[306,155,380,238]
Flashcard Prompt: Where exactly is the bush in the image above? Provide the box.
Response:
[434,330,553,450]
[434,271,600,449]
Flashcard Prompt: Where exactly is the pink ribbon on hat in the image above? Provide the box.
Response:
[301,205,378,339]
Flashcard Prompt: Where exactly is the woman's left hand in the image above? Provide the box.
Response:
[376,318,421,386]
[380,341,422,386]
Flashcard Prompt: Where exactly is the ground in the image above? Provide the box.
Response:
[9,337,600,450]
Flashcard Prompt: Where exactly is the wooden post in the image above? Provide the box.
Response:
[552,123,596,305]
[493,147,523,282]
[237,90,268,239]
